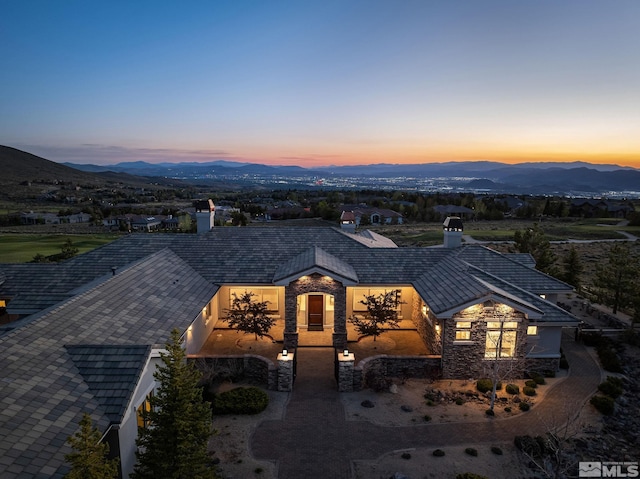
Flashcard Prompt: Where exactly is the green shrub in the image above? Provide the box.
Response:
[533,375,546,385]
[523,386,537,396]
[485,408,495,416]
[514,435,541,457]
[455,397,465,405]
[476,378,501,393]
[465,447,478,456]
[423,414,432,422]
[543,369,556,378]
[525,380,537,388]
[598,377,623,398]
[433,449,445,457]
[559,357,570,369]
[519,402,530,411]
[491,446,503,455]
[401,452,411,460]
[212,387,269,415]
[590,395,615,415]
[505,383,519,395]
[504,407,512,413]
[596,342,623,373]
[456,473,488,479]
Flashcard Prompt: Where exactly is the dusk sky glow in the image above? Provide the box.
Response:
[2,1,639,168]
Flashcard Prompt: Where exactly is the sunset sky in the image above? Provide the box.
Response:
[2,1,639,168]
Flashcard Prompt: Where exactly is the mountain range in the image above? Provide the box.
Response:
[2,145,639,197]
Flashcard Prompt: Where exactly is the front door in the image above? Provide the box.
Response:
[308,295,324,331]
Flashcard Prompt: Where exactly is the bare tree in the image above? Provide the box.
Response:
[224,290,275,340]
[349,290,404,341]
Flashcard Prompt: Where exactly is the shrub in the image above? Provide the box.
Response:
[455,397,465,405]
[559,357,570,369]
[519,402,530,411]
[514,435,541,457]
[465,447,478,456]
[543,369,555,378]
[423,414,432,422]
[456,473,488,479]
[504,407,512,413]
[432,449,445,457]
[590,395,615,415]
[533,375,546,385]
[598,376,624,398]
[401,452,411,460]
[525,380,537,388]
[523,386,537,397]
[485,408,495,416]
[212,387,269,415]
[505,383,519,395]
[476,379,501,393]
[595,341,623,373]
[491,446,503,455]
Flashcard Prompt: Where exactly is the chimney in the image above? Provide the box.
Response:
[443,216,463,248]
[194,199,215,233]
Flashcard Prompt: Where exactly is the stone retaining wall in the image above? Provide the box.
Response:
[352,355,442,391]
[191,355,277,390]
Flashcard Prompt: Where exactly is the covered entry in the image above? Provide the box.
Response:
[297,293,335,331]
[308,295,324,330]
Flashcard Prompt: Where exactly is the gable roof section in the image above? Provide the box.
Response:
[273,246,359,285]
[66,344,151,424]
[456,245,573,293]
[0,249,217,478]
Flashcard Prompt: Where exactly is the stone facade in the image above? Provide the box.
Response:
[284,273,347,349]
[411,295,441,355]
[277,352,295,391]
[193,355,277,390]
[525,357,560,375]
[441,302,528,379]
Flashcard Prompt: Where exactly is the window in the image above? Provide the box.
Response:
[527,325,538,336]
[229,288,279,312]
[485,323,517,358]
[455,321,472,341]
[352,288,402,312]
[136,390,155,431]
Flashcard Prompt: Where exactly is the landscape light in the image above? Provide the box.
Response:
[282,349,288,357]
[343,349,349,357]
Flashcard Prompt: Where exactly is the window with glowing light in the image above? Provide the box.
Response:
[136,390,155,431]
[485,322,517,358]
[454,321,472,341]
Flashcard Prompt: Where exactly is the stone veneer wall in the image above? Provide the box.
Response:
[441,304,528,379]
[284,273,347,349]
[352,355,442,391]
[411,295,441,355]
[525,357,560,375]
[192,355,277,390]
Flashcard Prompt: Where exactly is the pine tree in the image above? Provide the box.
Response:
[132,329,215,479]
[561,246,583,289]
[513,223,556,275]
[594,243,639,314]
[349,290,404,341]
[65,413,119,479]
[224,290,275,340]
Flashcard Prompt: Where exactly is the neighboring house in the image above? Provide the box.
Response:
[341,205,404,225]
[570,198,634,218]
[0,214,577,478]
[432,204,475,220]
[21,211,92,225]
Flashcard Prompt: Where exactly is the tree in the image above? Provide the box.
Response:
[483,322,523,412]
[513,224,556,275]
[594,243,639,314]
[224,291,275,340]
[65,413,119,479]
[560,246,583,289]
[349,290,404,341]
[132,329,215,479]
[61,238,79,259]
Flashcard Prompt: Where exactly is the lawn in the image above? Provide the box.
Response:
[0,234,119,263]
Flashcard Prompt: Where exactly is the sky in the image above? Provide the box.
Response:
[1,0,640,168]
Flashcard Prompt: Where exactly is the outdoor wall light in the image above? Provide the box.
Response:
[435,324,441,333]
[282,349,288,357]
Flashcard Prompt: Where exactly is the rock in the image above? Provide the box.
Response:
[401,405,413,412]
[389,384,399,394]
[361,400,375,408]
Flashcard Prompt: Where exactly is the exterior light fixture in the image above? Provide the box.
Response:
[282,349,288,357]
[435,324,441,333]
[188,325,193,332]
[343,349,349,357]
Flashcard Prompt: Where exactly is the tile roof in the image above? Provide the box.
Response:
[0,249,217,478]
[66,344,150,424]
[273,246,358,284]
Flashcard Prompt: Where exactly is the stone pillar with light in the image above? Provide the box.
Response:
[277,349,295,391]
[337,349,355,392]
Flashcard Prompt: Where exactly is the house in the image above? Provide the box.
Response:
[0,214,578,478]
[432,204,475,220]
[340,205,404,225]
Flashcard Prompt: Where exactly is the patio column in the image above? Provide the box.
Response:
[283,284,299,349]
[332,285,347,350]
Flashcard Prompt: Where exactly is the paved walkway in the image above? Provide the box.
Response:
[250,335,601,479]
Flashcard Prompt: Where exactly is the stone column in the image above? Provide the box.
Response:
[332,286,347,349]
[277,351,295,392]
[337,350,355,392]
[283,284,299,349]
